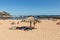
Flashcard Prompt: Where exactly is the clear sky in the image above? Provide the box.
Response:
[0,0,60,15]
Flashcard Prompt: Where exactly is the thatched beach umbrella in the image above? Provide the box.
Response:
[21,16,40,27]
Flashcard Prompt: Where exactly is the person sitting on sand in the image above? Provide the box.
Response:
[11,22,15,25]
[56,22,60,25]
[17,21,19,24]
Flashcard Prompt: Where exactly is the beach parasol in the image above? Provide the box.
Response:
[21,16,40,27]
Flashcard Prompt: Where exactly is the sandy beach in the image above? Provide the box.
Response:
[0,19,60,40]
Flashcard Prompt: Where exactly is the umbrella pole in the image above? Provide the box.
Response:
[32,22,35,27]
[30,21,32,27]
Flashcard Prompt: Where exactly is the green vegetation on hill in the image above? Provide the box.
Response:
[0,11,11,17]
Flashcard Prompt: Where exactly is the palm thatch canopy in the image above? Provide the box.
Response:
[21,16,40,22]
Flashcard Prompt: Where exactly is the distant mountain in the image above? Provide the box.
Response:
[0,11,11,17]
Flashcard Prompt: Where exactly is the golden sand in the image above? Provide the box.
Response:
[0,19,60,40]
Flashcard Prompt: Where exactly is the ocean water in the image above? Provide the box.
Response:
[1,15,60,19]
[17,15,60,19]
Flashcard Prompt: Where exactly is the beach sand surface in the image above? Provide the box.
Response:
[0,19,60,40]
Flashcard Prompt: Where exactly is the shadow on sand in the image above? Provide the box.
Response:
[16,26,37,31]
[9,26,37,31]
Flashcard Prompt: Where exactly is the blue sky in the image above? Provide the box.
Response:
[0,0,60,15]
